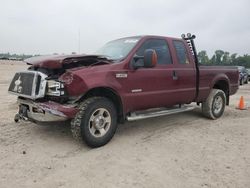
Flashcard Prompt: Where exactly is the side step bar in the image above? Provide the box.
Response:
[126,105,195,121]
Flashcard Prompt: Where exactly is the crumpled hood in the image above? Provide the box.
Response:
[25,54,111,69]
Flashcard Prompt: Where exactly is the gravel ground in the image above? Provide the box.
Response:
[0,60,250,188]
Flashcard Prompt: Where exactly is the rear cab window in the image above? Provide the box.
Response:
[173,40,190,64]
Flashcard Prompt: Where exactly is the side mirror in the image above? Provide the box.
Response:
[131,49,157,69]
[144,49,157,68]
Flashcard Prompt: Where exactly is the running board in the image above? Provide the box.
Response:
[126,105,195,121]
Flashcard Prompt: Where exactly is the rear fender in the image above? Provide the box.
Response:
[210,74,230,105]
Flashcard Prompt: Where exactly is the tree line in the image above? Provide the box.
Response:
[198,50,250,68]
[0,53,34,61]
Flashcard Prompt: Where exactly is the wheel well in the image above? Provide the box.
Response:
[213,80,229,105]
[80,87,124,123]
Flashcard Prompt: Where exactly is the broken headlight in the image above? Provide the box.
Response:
[46,80,65,96]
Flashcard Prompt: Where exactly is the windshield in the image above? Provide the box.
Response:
[96,37,141,60]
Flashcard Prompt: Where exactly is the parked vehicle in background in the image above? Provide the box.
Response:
[237,66,248,85]
[8,33,239,147]
[247,68,250,81]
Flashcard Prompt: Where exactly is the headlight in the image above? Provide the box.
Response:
[46,80,65,96]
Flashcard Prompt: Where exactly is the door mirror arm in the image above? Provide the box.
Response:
[131,55,144,70]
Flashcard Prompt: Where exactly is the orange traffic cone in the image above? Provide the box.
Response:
[237,96,247,110]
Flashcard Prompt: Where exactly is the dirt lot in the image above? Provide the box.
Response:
[0,60,250,188]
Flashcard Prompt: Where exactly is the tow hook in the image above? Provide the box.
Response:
[14,114,20,122]
[14,104,29,123]
[14,113,28,123]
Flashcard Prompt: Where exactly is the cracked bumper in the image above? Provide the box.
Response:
[17,98,78,122]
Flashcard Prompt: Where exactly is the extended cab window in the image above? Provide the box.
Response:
[173,40,189,64]
[136,39,172,65]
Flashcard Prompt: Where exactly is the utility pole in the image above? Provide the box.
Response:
[78,28,81,54]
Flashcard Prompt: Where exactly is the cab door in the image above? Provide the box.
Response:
[122,38,178,112]
[168,39,196,104]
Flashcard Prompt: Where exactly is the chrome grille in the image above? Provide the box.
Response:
[8,71,47,99]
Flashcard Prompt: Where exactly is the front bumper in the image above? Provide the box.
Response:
[17,98,78,122]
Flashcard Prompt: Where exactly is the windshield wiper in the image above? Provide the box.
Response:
[96,55,115,61]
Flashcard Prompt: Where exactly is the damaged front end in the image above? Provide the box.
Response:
[15,98,78,123]
[8,54,112,123]
[8,70,78,123]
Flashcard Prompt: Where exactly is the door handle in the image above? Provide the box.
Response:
[172,70,178,80]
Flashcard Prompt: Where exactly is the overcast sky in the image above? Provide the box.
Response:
[1,0,249,57]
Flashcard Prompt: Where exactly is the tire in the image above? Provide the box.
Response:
[202,89,226,120]
[71,97,117,148]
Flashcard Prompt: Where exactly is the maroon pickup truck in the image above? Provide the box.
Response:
[8,34,239,147]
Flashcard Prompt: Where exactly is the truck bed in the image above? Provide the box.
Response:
[197,65,239,102]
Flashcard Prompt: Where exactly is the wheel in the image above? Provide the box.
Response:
[202,89,226,119]
[71,97,117,148]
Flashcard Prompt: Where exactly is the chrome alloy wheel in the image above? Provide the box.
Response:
[213,96,223,115]
[88,108,111,138]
